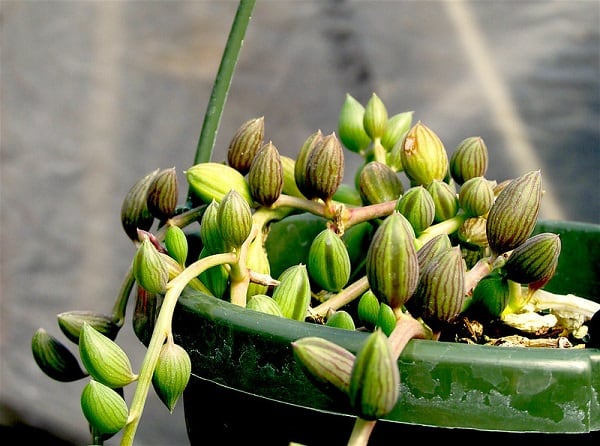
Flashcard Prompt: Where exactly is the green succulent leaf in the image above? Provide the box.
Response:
[79,323,137,388]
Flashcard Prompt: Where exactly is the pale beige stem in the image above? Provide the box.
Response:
[120,252,236,446]
[388,311,431,359]
[311,276,370,318]
[347,417,377,446]
[464,257,493,296]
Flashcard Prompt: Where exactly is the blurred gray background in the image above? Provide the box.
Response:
[1,0,599,444]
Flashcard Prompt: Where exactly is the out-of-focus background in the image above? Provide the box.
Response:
[1,1,599,444]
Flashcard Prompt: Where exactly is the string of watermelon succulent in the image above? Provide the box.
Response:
[30,0,599,445]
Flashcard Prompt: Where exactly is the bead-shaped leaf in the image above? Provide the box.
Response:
[57,310,120,344]
[338,93,371,153]
[395,185,435,234]
[486,170,542,255]
[401,121,448,187]
[272,264,311,321]
[469,271,511,317]
[292,336,355,400]
[359,161,404,205]
[504,232,561,291]
[450,136,489,185]
[186,162,254,206]
[426,180,459,223]
[32,328,87,382]
[217,189,253,251]
[357,290,380,331]
[325,310,356,331]
[376,303,396,336]
[147,167,179,221]
[246,294,284,317]
[120,169,159,241]
[381,111,413,152]
[363,93,388,140]
[409,247,466,329]
[133,236,169,294]
[81,379,128,435]
[294,130,323,198]
[79,323,137,388]
[307,228,351,292]
[304,132,345,202]
[458,176,495,217]
[366,212,419,310]
[227,116,265,175]
[349,329,399,420]
[152,341,191,412]
[165,224,188,267]
[248,141,284,206]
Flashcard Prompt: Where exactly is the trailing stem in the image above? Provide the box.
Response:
[120,253,236,446]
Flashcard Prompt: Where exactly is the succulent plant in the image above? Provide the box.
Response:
[246,294,284,316]
[469,271,511,317]
[457,216,489,251]
[426,179,459,222]
[458,176,495,217]
[504,232,561,292]
[292,336,355,400]
[294,130,324,198]
[164,224,189,267]
[31,9,596,444]
[326,310,356,330]
[57,311,120,343]
[381,111,413,153]
[357,290,380,331]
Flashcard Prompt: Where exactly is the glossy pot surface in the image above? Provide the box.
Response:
[174,220,600,443]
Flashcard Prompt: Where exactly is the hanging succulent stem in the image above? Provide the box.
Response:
[122,2,257,445]
[121,252,236,446]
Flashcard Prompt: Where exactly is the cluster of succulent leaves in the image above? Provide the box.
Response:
[31,91,563,445]
[176,92,558,334]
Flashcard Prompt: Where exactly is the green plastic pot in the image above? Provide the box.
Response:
[173,219,599,444]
